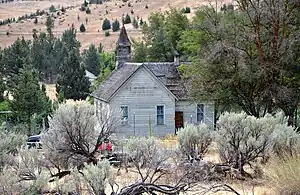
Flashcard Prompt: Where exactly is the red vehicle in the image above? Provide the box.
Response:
[98,138,113,153]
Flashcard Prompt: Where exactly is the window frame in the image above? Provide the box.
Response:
[156,105,165,125]
[120,106,129,125]
[196,104,204,123]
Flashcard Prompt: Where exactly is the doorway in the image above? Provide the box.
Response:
[175,111,184,134]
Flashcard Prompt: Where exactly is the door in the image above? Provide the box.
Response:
[175,111,184,134]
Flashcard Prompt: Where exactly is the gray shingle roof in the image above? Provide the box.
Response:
[116,26,131,47]
[92,62,188,102]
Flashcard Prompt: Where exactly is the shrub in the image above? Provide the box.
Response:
[139,18,144,26]
[124,13,131,24]
[132,17,139,29]
[267,155,300,195]
[102,18,111,30]
[272,122,300,157]
[216,112,281,175]
[145,5,149,9]
[112,19,120,32]
[82,160,113,194]
[49,5,56,13]
[33,17,38,24]
[80,23,86,32]
[183,7,191,13]
[80,5,86,11]
[83,0,88,7]
[177,123,212,160]
[61,6,66,12]
[86,7,91,14]
[105,31,110,37]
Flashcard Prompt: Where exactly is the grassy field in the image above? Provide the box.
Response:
[0,0,232,51]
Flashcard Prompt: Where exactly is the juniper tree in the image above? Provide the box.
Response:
[124,14,131,24]
[102,18,111,30]
[10,67,52,135]
[80,23,86,32]
[82,44,100,76]
[132,17,138,29]
[56,49,90,101]
[112,19,120,32]
[1,37,31,89]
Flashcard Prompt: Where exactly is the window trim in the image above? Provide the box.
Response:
[120,105,129,125]
[196,104,204,123]
[156,105,165,125]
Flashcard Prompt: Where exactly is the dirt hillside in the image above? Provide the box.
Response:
[0,0,233,51]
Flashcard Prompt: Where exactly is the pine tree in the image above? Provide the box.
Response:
[86,7,91,14]
[102,18,111,30]
[82,44,100,76]
[112,19,120,32]
[132,17,139,29]
[97,43,104,53]
[61,28,81,53]
[56,49,90,101]
[139,18,144,26]
[80,23,86,32]
[1,38,31,89]
[10,67,52,135]
[45,15,54,37]
[83,0,88,7]
[124,14,131,24]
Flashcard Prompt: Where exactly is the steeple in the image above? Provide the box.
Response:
[115,24,131,69]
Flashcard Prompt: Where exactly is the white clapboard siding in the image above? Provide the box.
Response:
[175,101,214,130]
[108,67,176,137]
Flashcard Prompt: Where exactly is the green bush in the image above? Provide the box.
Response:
[124,13,131,24]
[83,0,88,7]
[105,31,110,37]
[49,5,56,13]
[102,18,111,30]
[80,23,86,32]
[132,17,138,29]
[86,7,91,14]
[112,19,120,32]
[183,7,191,13]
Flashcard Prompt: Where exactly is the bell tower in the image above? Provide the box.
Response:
[115,24,131,69]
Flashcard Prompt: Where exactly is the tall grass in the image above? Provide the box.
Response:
[266,154,300,195]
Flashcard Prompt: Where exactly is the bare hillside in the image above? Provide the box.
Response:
[0,0,232,51]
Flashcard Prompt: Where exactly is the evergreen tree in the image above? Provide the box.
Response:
[132,17,139,28]
[45,15,54,37]
[31,32,62,83]
[86,7,91,14]
[102,18,111,30]
[61,28,81,53]
[10,67,52,135]
[56,49,90,101]
[124,14,131,24]
[83,0,88,7]
[1,37,31,88]
[82,44,100,76]
[80,23,86,32]
[139,18,144,26]
[34,17,38,24]
[112,19,120,32]
[97,43,104,53]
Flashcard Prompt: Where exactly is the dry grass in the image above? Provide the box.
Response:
[266,154,300,195]
[0,0,232,51]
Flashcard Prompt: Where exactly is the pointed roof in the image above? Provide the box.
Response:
[91,62,189,102]
[117,25,131,47]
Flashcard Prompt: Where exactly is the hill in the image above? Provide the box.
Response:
[0,0,232,51]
